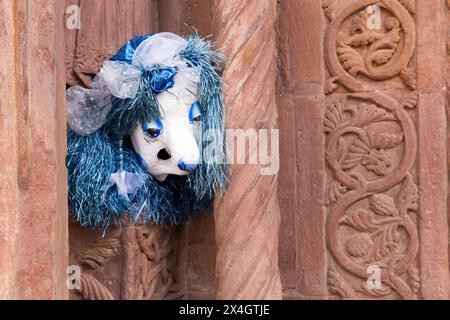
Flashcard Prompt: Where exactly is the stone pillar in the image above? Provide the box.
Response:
[416,0,449,300]
[0,0,68,299]
[212,0,283,300]
[158,0,212,36]
[278,0,329,299]
[156,0,219,300]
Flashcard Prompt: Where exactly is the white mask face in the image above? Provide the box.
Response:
[130,71,202,182]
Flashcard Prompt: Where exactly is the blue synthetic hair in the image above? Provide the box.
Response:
[67,34,228,230]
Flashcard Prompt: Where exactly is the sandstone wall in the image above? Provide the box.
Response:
[0,0,449,300]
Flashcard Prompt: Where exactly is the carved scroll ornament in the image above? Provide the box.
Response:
[324,0,416,93]
[323,0,419,299]
[72,224,181,300]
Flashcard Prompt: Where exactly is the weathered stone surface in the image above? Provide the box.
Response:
[65,0,159,87]
[176,217,217,300]
[294,95,328,297]
[417,93,449,299]
[60,0,450,301]
[69,220,181,300]
[416,0,449,298]
[278,0,324,90]
[0,0,68,300]
[277,0,329,299]
[159,0,212,36]
[212,0,283,300]
[157,2,218,300]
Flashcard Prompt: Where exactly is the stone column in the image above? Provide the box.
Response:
[278,0,329,299]
[416,0,449,300]
[158,0,212,36]
[211,0,283,300]
[0,0,68,299]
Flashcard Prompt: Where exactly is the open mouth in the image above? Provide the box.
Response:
[157,148,172,160]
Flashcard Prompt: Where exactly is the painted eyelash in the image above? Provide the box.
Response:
[142,120,164,139]
[189,102,203,124]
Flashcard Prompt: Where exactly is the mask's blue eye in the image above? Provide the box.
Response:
[189,102,203,126]
[143,119,164,139]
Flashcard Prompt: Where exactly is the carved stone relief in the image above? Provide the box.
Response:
[447,0,450,294]
[62,0,440,301]
[322,0,419,299]
[64,0,158,87]
[65,44,116,87]
[70,221,182,300]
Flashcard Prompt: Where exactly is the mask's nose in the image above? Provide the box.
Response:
[178,160,198,173]
[166,119,200,174]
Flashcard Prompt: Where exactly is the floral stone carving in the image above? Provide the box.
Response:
[323,0,419,300]
[70,222,182,300]
[324,0,416,93]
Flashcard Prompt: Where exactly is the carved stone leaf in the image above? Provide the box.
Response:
[345,103,391,127]
[326,180,348,205]
[78,274,116,300]
[324,98,346,133]
[400,67,417,89]
[365,25,401,69]
[326,137,348,167]
[322,0,341,21]
[370,194,399,217]
[396,173,419,214]
[367,131,404,150]
[386,253,406,268]
[362,152,392,176]
[69,44,115,87]
[345,31,381,48]
[328,268,356,298]
[346,233,373,258]
[407,265,421,294]
[337,43,368,76]
[400,91,419,110]
[341,139,369,170]
[340,209,379,232]
[341,130,401,174]
[79,236,121,270]
[372,49,396,65]
[369,224,401,261]
[325,77,339,94]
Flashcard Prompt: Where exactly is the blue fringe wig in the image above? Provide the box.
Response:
[67,34,228,230]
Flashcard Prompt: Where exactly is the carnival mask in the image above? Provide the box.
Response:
[66,32,227,229]
[130,61,202,181]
